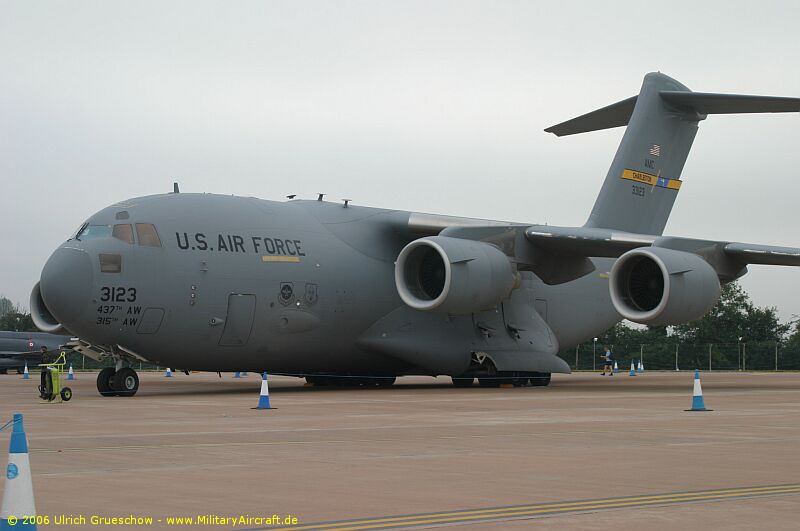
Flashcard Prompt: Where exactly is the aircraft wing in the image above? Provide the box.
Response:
[523,225,800,283]
[524,226,656,257]
[722,242,800,266]
[525,225,800,263]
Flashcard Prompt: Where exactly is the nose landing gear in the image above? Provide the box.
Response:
[96,367,140,397]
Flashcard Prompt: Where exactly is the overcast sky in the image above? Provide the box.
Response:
[2,0,799,322]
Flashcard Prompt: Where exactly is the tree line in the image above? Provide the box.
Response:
[564,283,800,371]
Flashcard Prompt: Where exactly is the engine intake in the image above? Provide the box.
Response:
[609,247,721,326]
[30,282,71,335]
[395,236,516,314]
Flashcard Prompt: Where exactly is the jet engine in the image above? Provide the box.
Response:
[30,282,72,335]
[609,247,721,326]
[394,236,517,314]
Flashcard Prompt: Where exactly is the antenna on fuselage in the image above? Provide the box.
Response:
[173,182,180,194]
[286,194,297,199]
[342,199,351,208]
[317,193,325,201]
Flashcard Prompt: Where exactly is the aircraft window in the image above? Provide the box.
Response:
[75,224,112,241]
[112,224,134,244]
[99,254,122,273]
[136,223,162,247]
[68,222,88,241]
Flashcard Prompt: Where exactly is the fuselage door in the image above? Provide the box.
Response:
[219,293,256,346]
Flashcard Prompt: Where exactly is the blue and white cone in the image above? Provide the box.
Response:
[629,361,636,376]
[255,372,274,409]
[639,361,645,372]
[165,368,172,378]
[234,371,241,379]
[1,414,37,530]
[686,369,711,411]
[612,361,619,374]
[636,360,643,373]
[22,364,29,380]
[67,365,74,380]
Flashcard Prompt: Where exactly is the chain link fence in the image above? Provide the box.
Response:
[45,341,800,373]
[563,341,800,371]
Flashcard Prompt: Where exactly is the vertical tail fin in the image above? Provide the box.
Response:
[545,72,800,235]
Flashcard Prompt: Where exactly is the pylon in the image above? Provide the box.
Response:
[254,372,275,410]
[628,361,636,376]
[686,369,712,411]
[1,413,37,530]
[165,368,172,378]
[234,371,241,378]
[636,360,643,373]
[22,364,29,380]
[639,361,645,372]
[67,365,75,380]
[612,361,619,374]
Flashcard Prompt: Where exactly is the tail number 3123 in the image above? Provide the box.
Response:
[100,286,137,303]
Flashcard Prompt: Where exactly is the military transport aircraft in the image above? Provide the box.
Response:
[30,72,800,396]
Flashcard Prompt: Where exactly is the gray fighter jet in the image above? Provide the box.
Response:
[0,331,73,373]
[29,72,800,396]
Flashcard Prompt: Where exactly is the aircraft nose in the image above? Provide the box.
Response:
[39,247,93,324]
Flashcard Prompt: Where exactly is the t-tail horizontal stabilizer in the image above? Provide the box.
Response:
[545,89,800,137]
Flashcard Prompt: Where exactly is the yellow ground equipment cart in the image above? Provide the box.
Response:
[38,351,73,402]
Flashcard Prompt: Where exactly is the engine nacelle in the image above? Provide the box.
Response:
[609,247,721,326]
[395,236,517,314]
[30,282,72,335]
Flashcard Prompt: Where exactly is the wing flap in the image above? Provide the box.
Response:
[524,225,655,256]
[724,243,800,266]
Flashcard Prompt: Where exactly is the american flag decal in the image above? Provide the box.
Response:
[649,144,661,157]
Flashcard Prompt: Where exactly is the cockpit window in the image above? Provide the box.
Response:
[68,222,87,241]
[75,224,112,241]
[136,223,162,247]
[112,224,135,244]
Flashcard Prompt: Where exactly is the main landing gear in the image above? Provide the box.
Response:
[97,367,140,397]
[452,353,552,388]
[305,375,397,388]
[452,371,550,387]
[452,371,552,388]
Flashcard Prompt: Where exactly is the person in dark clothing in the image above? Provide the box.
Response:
[600,346,614,376]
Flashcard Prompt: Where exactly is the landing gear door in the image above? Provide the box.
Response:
[503,289,553,349]
[219,294,256,346]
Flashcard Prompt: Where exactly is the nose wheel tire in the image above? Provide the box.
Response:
[97,367,117,397]
[113,368,140,397]
[60,387,73,401]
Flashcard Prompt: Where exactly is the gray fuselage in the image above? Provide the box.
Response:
[36,193,620,375]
